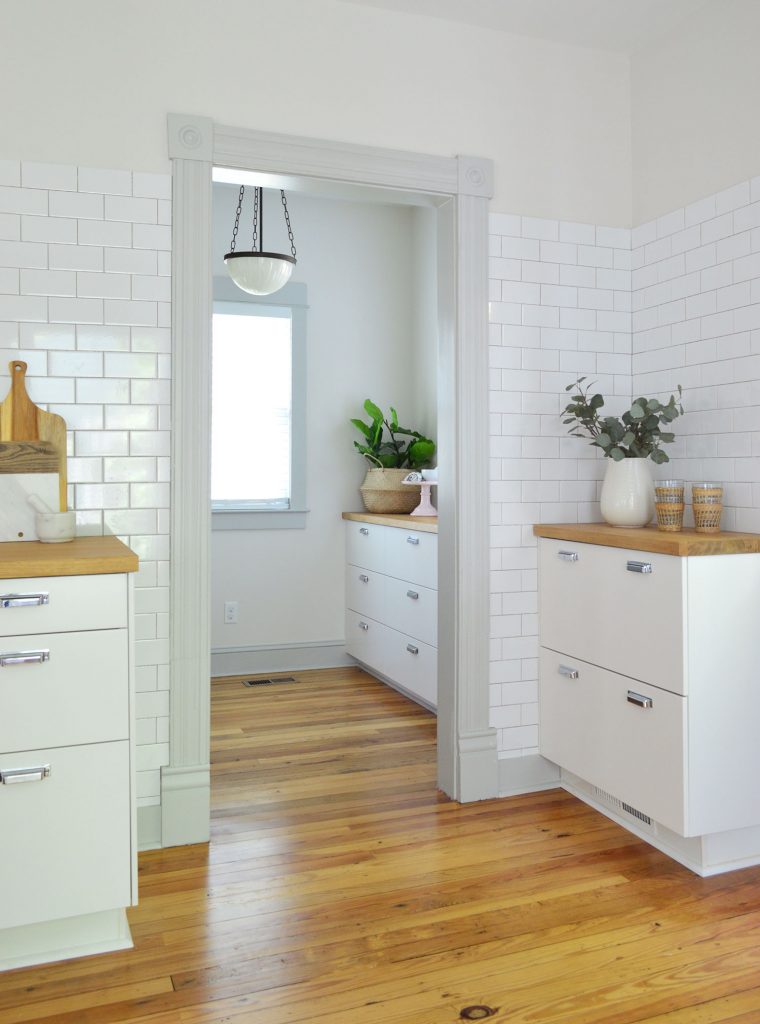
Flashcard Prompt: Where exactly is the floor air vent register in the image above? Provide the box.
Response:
[242,676,297,687]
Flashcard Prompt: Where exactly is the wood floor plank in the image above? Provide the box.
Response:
[3,666,760,1024]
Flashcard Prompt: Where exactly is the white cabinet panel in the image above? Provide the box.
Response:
[345,565,385,622]
[384,577,437,648]
[539,539,686,694]
[539,648,686,834]
[384,527,437,590]
[0,629,129,753]
[386,630,437,710]
[345,522,385,574]
[0,574,127,637]
[0,741,132,929]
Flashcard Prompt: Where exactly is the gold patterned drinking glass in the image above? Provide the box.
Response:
[692,482,723,534]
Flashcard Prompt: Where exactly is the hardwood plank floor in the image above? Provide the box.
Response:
[3,667,760,1023]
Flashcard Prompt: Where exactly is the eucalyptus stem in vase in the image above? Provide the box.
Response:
[562,378,684,528]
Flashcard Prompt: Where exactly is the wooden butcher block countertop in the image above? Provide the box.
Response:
[342,512,438,534]
[0,535,139,579]
[533,522,760,556]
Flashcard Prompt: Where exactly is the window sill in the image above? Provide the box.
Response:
[211,508,309,531]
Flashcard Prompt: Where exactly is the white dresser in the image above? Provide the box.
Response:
[0,536,139,970]
[343,513,437,711]
[535,522,760,876]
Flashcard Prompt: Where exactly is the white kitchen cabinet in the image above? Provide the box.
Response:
[535,522,760,876]
[343,515,437,711]
[0,536,138,970]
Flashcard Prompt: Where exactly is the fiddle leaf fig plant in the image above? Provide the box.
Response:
[562,378,684,465]
[351,399,435,469]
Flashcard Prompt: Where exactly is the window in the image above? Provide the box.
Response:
[211,283,307,529]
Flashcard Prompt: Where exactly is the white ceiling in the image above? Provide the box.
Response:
[338,0,714,55]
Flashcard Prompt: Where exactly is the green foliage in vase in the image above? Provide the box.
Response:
[562,378,684,464]
[351,399,436,469]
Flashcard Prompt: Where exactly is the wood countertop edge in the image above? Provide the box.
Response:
[342,511,438,534]
[533,522,760,556]
[0,535,139,579]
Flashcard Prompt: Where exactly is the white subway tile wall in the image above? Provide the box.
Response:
[0,161,171,807]
[632,177,760,533]
[488,215,632,759]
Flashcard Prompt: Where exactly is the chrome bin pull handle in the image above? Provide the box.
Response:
[0,650,50,667]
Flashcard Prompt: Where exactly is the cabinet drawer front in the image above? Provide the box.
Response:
[345,610,393,679]
[539,539,685,694]
[0,574,127,637]
[345,521,386,573]
[0,630,128,752]
[0,741,132,929]
[386,629,437,710]
[384,528,437,589]
[539,648,686,833]
[345,565,385,621]
[384,576,437,648]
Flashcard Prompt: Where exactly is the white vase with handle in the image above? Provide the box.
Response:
[600,458,655,528]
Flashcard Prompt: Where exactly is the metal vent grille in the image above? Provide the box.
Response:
[591,785,652,827]
[242,676,297,687]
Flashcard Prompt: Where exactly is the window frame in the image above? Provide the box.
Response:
[211,277,308,530]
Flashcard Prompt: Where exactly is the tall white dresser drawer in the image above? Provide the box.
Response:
[346,522,386,574]
[0,740,132,929]
[539,647,686,833]
[386,629,437,710]
[345,610,393,680]
[0,629,129,753]
[0,574,127,637]
[384,576,437,648]
[539,539,685,694]
[384,527,437,589]
[345,565,385,622]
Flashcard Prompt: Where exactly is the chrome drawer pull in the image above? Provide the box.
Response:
[406,644,419,655]
[359,527,369,536]
[0,650,50,667]
[0,593,49,609]
[558,665,579,679]
[558,550,578,562]
[1,765,50,785]
[406,590,419,600]
[627,560,653,574]
[627,690,653,709]
[359,574,369,583]
[406,536,420,545]
[358,621,369,631]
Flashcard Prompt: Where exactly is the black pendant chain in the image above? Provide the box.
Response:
[281,190,297,259]
[228,185,244,253]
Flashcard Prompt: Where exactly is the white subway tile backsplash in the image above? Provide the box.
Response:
[21,215,76,244]
[522,217,559,241]
[78,220,132,248]
[0,295,46,322]
[50,190,103,220]
[20,269,75,297]
[133,224,171,250]
[49,242,103,272]
[0,240,47,269]
[48,297,103,324]
[77,272,131,299]
[105,195,158,224]
[78,167,132,196]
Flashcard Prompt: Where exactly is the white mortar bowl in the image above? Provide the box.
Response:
[35,510,76,543]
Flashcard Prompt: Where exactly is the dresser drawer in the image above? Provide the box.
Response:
[345,522,386,573]
[539,648,686,833]
[386,629,437,710]
[345,564,385,621]
[0,629,129,753]
[345,610,393,680]
[0,574,128,637]
[384,527,437,590]
[384,576,437,648]
[0,740,132,929]
[539,539,685,694]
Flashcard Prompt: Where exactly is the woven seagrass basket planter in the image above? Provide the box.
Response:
[359,468,418,514]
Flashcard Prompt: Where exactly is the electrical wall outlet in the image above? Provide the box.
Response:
[224,600,239,624]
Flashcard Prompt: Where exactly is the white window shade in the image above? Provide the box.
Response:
[211,310,292,508]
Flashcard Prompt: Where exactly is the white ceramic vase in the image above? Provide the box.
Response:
[600,458,655,528]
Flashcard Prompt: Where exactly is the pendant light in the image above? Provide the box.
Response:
[224,185,297,296]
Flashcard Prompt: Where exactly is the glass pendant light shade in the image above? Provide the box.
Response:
[223,252,296,296]
[224,185,298,296]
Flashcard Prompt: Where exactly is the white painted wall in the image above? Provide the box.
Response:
[631,0,760,225]
[0,0,631,225]
[210,186,436,662]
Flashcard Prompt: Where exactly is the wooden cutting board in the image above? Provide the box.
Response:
[0,361,67,510]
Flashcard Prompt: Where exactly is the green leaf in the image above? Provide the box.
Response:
[621,431,634,446]
[363,398,383,423]
[609,447,625,461]
[389,406,398,430]
[408,439,435,468]
[651,449,669,464]
[350,418,371,438]
[629,403,645,419]
[590,393,604,409]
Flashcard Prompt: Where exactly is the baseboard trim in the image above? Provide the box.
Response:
[0,909,132,972]
[211,640,351,677]
[498,753,561,798]
[160,765,210,847]
[137,804,163,851]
